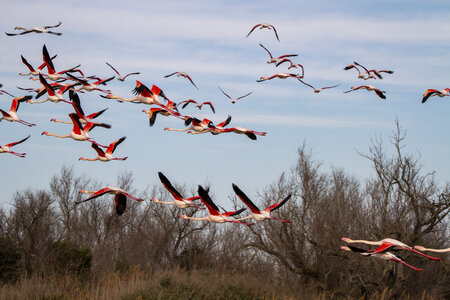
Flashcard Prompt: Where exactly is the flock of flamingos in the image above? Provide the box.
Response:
[1,21,448,273]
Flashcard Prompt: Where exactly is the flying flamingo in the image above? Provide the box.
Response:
[232,184,292,223]
[340,245,423,272]
[413,245,450,253]
[0,95,35,127]
[177,99,215,113]
[179,185,253,225]
[67,73,114,93]
[79,137,127,162]
[298,79,340,93]
[259,44,297,64]
[218,87,253,104]
[101,81,168,105]
[5,21,63,36]
[216,126,267,140]
[421,88,450,103]
[152,172,204,209]
[275,58,305,75]
[27,74,74,104]
[257,73,303,82]
[42,45,82,81]
[187,115,233,136]
[341,237,441,261]
[50,91,111,127]
[105,62,140,81]
[343,62,366,79]
[164,72,198,89]
[76,186,144,216]
[142,100,178,126]
[353,62,394,80]
[41,113,108,147]
[343,85,386,99]
[0,135,30,158]
[165,117,211,134]
[19,54,56,77]
[246,23,280,42]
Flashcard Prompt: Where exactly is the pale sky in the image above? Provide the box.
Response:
[1,0,449,210]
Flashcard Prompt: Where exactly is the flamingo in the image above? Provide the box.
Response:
[79,137,127,162]
[340,245,423,272]
[179,185,253,225]
[343,62,366,79]
[19,54,56,77]
[257,73,302,82]
[76,186,144,216]
[422,88,450,103]
[218,87,253,104]
[50,91,111,127]
[142,100,178,126]
[259,44,297,64]
[217,126,267,140]
[105,62,140,81]
[177,99,215,113]
[165,117,211,134]
[298,79,340,93]
[67,73,114,93]
[41,113,108,147]
[5,21,63,36]
[232,184,292,223]
[187,115,233,136]
[164,72,198,89]
[353,62,394,80]
[152,172,204,209]
[0,95,35,127]
[341,237,441,261]
[0,135,30,158]
[413,245,450,253]
[42,45,82,81]
[343,85,386,99]
[100,81,168,105]
[246,23,280,42]
[26,74,73,104]
[275,58,305,75]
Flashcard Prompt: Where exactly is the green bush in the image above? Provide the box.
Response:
[48,240,92,275]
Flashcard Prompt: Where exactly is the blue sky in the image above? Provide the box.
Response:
[1,0,449,210]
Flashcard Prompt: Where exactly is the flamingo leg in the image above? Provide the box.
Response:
[392,258,423,272]
[408,248,441,261]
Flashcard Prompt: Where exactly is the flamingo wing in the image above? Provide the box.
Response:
[258,43,273,58]
[20,55,35,72]
[374,89,386,99]
[39,74,56,96]
[198,185,221,216]
[181,99,197,109]
[201,102,215,113]
[246,24,261,38]
[105,62,121,76]
[90,143,106,157]
[232,184,261,214]
[422,89,438,103]
[270,25,280,41]
[122,72,140,79]
[164,72,178,78]
[5,135,30,148]
[264,194,291,212]
[185,74,198,89]
[107,136,126,154]
[372,242,395,254]
[218,86,232,99]
[76,187,112,203]
[115,193,127,215]
[120,191,144,202]
[223,207,247,217]
[237,91,253,100]
[42,45,56,74]
[158,172,184,201]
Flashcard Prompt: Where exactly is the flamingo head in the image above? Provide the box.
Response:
[50,118,56,122]
[413,245,426,251]
[79,189,90,194]
[340,237,352,243]
[164,127,170,131]
[340,246,351,251]
[178,214,187,219]
[41,131,49,136]
[151,198,158,202]
[142,109,148,113]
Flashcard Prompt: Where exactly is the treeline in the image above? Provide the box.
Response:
[0,123,448,299]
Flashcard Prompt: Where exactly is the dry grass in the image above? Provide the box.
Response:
[0,267,443,300]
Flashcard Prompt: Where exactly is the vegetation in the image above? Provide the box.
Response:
[0,122,448,299]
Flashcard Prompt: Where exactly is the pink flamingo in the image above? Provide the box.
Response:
[341,237,441,261]
[343,62,366,79]
[0,135,30,158]
[42,45,81,81]
[42,113,108,147]
[422,88,450,103]
[232,184,292,223]
[340,245,423,272]
[179,185,253,225]
[79,137,127,162]
[76,186,144,216]
[0,95,36,127]
[246,23,280,42]
[257,73,303,82]
[343,85,386,99]
[101,81,168,105]
[142,100,178,126]
[164,72,198,89]
[5,21,63,36]
[177,99,215,113]
[298,79,340,93]
[259,43,297,64]
[218,87,253,104]
[19,54,56,76]
[275,58,305,75]
[105,62,140,81]
[27,74,74,104]
[67,73,114,93]
[152,172,204,209]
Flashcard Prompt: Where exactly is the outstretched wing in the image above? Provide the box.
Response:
[158,172,184,200]
[5,135,31,148]
[198,185,221,216]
